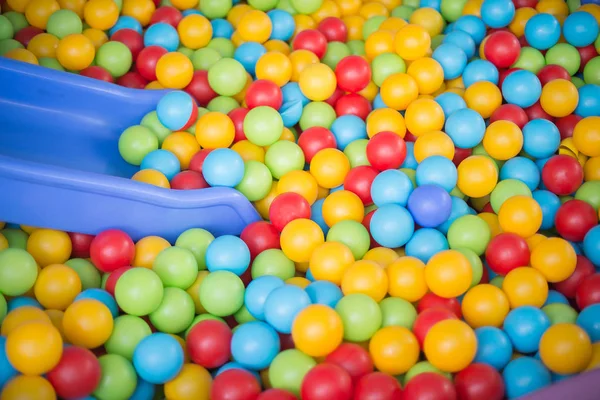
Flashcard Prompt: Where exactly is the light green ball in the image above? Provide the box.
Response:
[372,53,407,87]
[490,276,504,289]
[542,303,578,325]
[1,228,28,249]
[199,0,232,19]
[207,96,240,113]
[251,249,296,280]
[39,57,65,71]
[393,5,416,19]
[441,0,468,22]
[234,304,258,324]
[175,228,214,270]
[583,56,600,85]
[199,270,245,316]
[299,101,337,130]
[249,0,278,11]
[94,354,137,400]
[404,361,452,385]
[0,248,38,296]
[96,41,133,78]
[46,10,82,39]
[141,111,172,145]
[490,179,532,213]
[380,297,417,329]
[265,141,305,179]
[207,38,236,58]
[244,106,284,147]
[362,16,387,40]
[115,268,164,316]
[344,139,370,168]
[118,125,159,166]
[512,47,546,74]
[0,15,14,41]
[191,47,222,70]
[177,46,194,58]
[0,39,23,56]
[575,181,600,212]
[290,0,322,14]
[545,43,581,76]
[235,161,273,202]
[152,247,198,289]
[322,42,351,69]
[149,287,195,334]
[335,293,382,342]
[66,258,102,289]
[105,315,152,360]
[347,40,365,56]
[269,349,316,396]
[447,215,491,256]
[456,247,483,287]
[327,220,371,260]
[208,58,247,96]
[0,294,6,324]
[3,12,28,33]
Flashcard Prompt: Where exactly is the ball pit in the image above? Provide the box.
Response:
[2,0,600,398]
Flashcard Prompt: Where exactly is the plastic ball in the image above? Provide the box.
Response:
[425,249,473,299]
[403,372,457,400]
[6,321,63,375]
[504,305,550,354]
[211,369,262,400]
[0,249,38,297]
[164,363,211,400]
[264,284,311,334]
[563,11,599,48]
[503,267,549,308]
[424,319,477,373]
[497,195,543,238]
[542,155,584,196]
[325,343,373,383]
[132,333,183,385]
[187,319,232,368]
[539,79,579,118]
[573,117,600,158]
[353,372,403,400]
[462,284,510,328]
[485,232,530,275]
[269,349,317,397]
[474,326,513,370]
[33,263,81,310]
[455,363,505,400]
[414,131,455,162]
[292,304,343,357]
[300,363,352,400]
[335,293,382,342]
[255,51,293,87]
[464,80,503,119]
[503,357,551,399]
[407,184,452,228]
[370,204,415,248]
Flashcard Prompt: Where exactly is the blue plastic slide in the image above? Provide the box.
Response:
[0,58,260,242]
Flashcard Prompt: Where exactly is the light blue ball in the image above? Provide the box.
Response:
[503,306,551,354]
[7,296,43,312]
[109,16,143,36]
[133,333,184,385]
[305,281,343,308]
[234,41,267,77]
[563,11,599,47]
[215,362,261,383]
[211,19,233,39]
[268,9,295,41]
[524,13,561,50]
[462,59,499,88]
[420,0,441,11]
[500,157,540,191]
[445,108,486,149]
[405,228,449,263]
[263,285,311,334]
[453,15,487,44]
[543,290,570,306]
[583,225,600,267]
[371,169,414,207]
[156,91,196,131]
[532,189,561,230]
[280,101,303,127]
[331,115,368,151]
[370,204,415,248]
[143,23,180,52]
[502,70,542,108]
[206,235,251,276]
[401,142,418,169]
[75,289,118,318]
[416,155,457,192]
[435,92,467,118]
[443,30,476,59]
[502,357,551,399]
[474,326,513,370]
[481,0,515,29]
[202,148,245,187]
[373,93,386,109]
[182,9,203,16]
[432,43,468,80]
[576,303,600,342]
[281,82,310,107]
[0,336,17,389]
[523,119,561,159]
[129,379,155,400]
[575,84,600,118]
[305,268,315,281]
[140,149,181,181]
[245,276,285,321]
[231,321,280,370]
[310,198,329,235]
[437,196,470,234]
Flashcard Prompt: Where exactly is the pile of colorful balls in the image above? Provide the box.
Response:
[2,0,600,398]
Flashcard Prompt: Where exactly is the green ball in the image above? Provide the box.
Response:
[431,34,445,50]
[448,215,491,256]
[441,0,468,22]
[177,46,194,58]
[336,293,382,342]
[542,303,578,325]
[576,181,600,212]
[264,141,305,179]
[152,247,198,289]
[0,294,7,324]
[115,268,164,316]
[191,47,222,70]
[251,249,296,280]
[244,106,284,146]
[199,270,245,316]
[344,139,370,168]
[362,16,387,40]
[249,0,278,11]
[3,12,28,33]
[472,144,503,170]
[347,40,365,56]
[236,160,273,201]
[234,304,258,324]
[96,41,132,78]
[66,258,102,289]
[490,179,532,213]
[545,43,580,76]
[207,96,240,113]
[0,15,14,40]
[185,313,226,337]
[161,0,171,5]
[327,220,371,260]
[512,47,546,74]
[323,41,351,69]
[94,354,137,400]
[299,101,337,130]
[450,185,467,200]
[141,111,172,145]
[39,57,65,71]
[290,0,322,14]
[404,361,452,385]
[372,53,407,87]
[208,58,247,96]
[584,56,600,85]
[175,228,214,270]
[118,125,159,166]
[0,228,28,249]
[400,168,417,187]
[572,76,586,89]
[490,276,504,289]
[392,5,416,19]
[0,248,38,296]
[149,287,195,333]
[200,0,232,19]
[101,273,109,289]
[0,39,23,56]
[380,297,417,329]
[46,10,82,39]
[105,315,152,360]
[456,248,483,287]
[207,38,235,58]
[269,349,317,396]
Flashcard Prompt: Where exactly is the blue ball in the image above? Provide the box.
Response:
[0,336,17,389]
[281,82,310,107]
[443,30,476,59]
[215,362,261,383]
[373,93,386,109]
[401,142,418,169]
[305,281,343,308]
[311,198,329,235]
[144,23,180,52]
[133,333,184,384]
[474,326,513,370]
[443,22,455,34]
[453,15,487,44]
[532,190,561,230]
[370,204,415,248]
[523,119,561,159]
[420,0,441,10]
[407,185,452,228]
[140,149,181,181]
[405,228,449,263]
[129,379,155,400]
[280,101,303,128]
[202,148,245,187]
[263,285,311,334]
[462,59,499,88]
[503,306,551,354]
[502,70,542,108]
[231,321,280,370]
[75,289,119,318]
[445,108,486,149]
[331,115,368,150]
[109,16,143,36]
[435,92,467,118]
[583,225,600,267]
[502,357,551,399]
[563,11,599,47]
[234,42,267,77]
[569,241,583,255]
[437,196,471,234]
[211,19,233,39]
[432,43,468,80]
[371,170,414,207]
[481,0,515,28]
[577,303,600,342]
[7,296,43,312]
[524,13,561,50]
[305,268,315,281]
[206,235,251,276]
[268,10,295,41]
[500,157,540,191]
[543,290,570,306]
[416,155,457,192]
[156,91,196,131]
[245,276,285,321]
[182,9,202,16]
[575,84,600,118]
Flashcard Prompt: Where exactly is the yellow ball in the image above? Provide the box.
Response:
[5,48,39,65]
[502,267,548,308]
[343,15,365,41]
[457,155,499,198]
[341,260,388,302]
[25,0,59,29]
[238,10,272,44]
[380,16,407,33]
[1,306,52,336]
[409,7,445,37]
[7,0,32,12]
[58,0,85,16]
[337,0,361,16]
[298,62,337,101]
[187,271,209,314]
[464,80,503,118]
[27,228,72,268]
[498,195,543,238]
[386,256,428,302]
[62,298,114,349]
[363,247,399,267]
[585,342,600,371]
[366,107,407,138]
[280,219,325,263]
[83,0,119,31]
[309,242,355,285]
[164,364,211,400]
[360,1,389,19]
[407,57,444,95]
[254,181,278,219]
[34,264,82,310]
[121,0,155,26]
[133,236,171,269]
[509,7,538,37]
[414,131,455,162]
[369,326,419,375]
[322,190,364,227]
[277,170,319,205]
[380,73,419,111]
[310,148,350,189]
[170,0,197,10]
[536,0,569,16]
[6,322,63,375]
[311,0,341,22]
[195,112,235,149]
[292,304,344,357]
[289,49,320,82]
[358,80,379,102]
[83,28,108,50]
[264,39,291,55]
[156,52,194,89]
[45,309,66,339]
[286,276,312,288]
[27,33,59,58]
[530,237,577,282]
[573,116,600,157]
[256,51,293,87]
[461,284,510,328]
[526,233,547,252]
[162,132,200,170]
[540,79,579,118]
[0,233,8,251]
[178,15,212,50]
[231,140,264,163]
[132,169,170,188]
[404,98,445,137]
[56,33,95,71]
[0,375,56,400]
[478,212,503,237]
[584,156,600,181]
[227,4,251,27]
[424,319,477,373]
[483,120,523,161]
[293,14,316,38]
[463,0,483,16]
[365,29,395,60]
[425,250,472,298]
[394,24,431,61]
[540,323,592,375]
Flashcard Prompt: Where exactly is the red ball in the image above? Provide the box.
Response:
[80,66,114,83]
[14,26,43,46]
[240,221,281,260]
[454,363,505,400]
[68,232,94,259]
[553,255,596,299]
[335,93,372,120]
[576,273,600,310]
[47,346,101,400]
[413,307,458,346]
[116,71,147,89]
[111,29,144,60]
[184,70,218,107]
[489,104,529,129]
[211,369,261,400]
[104,266,132,297]
[453,147,473,167]
[150,6,183,27]
[324,87,345,108]
[555,114,582,140]
[335,55,372,93]
[362,210,381,249]
[245,79,283,110]
[301,363,353,400]
[513,0,537,7]
[480,265,490,284]
[292,29,328,59]
[317,17,348,42]
[537,64,571,86]
[228,107,250,143]
[484,31,521,69]
[269,192,311,232]
[485,232,530,275]
[188,149,213,174]
[325,343,374,382]
[417,293,462,318]
[482,202,494,214]
[498,68,521,90]
[404,373,456,400]
[525,101,555,122]
[366,131,407,171]
[353,372,403,400]
[90,229,135,273]
[298,127,337,163]
[578,45,598,73]
[257,389,297,400]
[404,130,418,142]
[542,155,584,196]
[279,332,296,351]
[187,320,232,369]
[555,199,598,242]
[343,166,378,206]
[136,45,168,81]
[170,170,209,190]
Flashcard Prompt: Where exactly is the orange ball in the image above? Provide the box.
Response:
[6,322,63,375]
[464,81,503,118]
[177,14,213,50]
[404,98,445,137]
[369,326,419,375]
[121,0,155,26]
[461,284,510,328]
[407,57,444,95]
[34,264,82,310]
[156,52,194,89]
[238,10,272,44]
[256,51,293,87]
[457,155,499,198]
[309,242,355,285]
[365,29,395,60]
[5,48,39,65]
[0,375,57,400]
[161,132,201,170]
[483,120,523,160]
[322,190,364,227]
[380,73,419,111]
[195,112,235,149]
[280,219,325,263]
[25,0,59,29]
[83,0,119,30]
[425,250,473,299]
[502,267,548,308]
[386,256,428,302]
[366,107,407,138]
[62,299,114,349]
[298,62,337,101]
[1,306,52,336]
[292,304,344,357]
[133,236,171,269]
[530,237,577,282]
[27,32,59,59]
[498,195,543,238]
[277,170,319,205]
[289,49,320,82]
[394,24,431,61]
[27,228,72,267]
[132,169,171,188]
[414,131,455,162]
[310,148,350,189]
